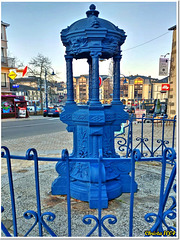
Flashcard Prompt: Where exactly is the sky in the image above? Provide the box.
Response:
[1,1,177,82]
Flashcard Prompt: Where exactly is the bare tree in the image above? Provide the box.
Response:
[28,53,53,110]
[7,51,24,68]
[108,58,113,78]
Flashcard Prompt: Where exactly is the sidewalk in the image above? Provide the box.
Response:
[1,115,44,122]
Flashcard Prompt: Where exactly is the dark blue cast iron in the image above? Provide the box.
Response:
[51,4,137,209]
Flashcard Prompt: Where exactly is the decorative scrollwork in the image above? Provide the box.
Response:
[101,215,117,237]
[144,148,176,236]
[117,137,127,152]
[68,37,88,54]
[169,196,176,210]
[162,209,176,234]
[1,146,10,158]
[23,211,56,237]
[157,139,162,144]
[135,137,149,142]
[136,137,141,142]
[40,212,57,236]
[157,139,170,145]
[23,210,38,236]
[1,150,5,158]
[144,213,158,223]
[41,212,56,222]
[61,149,69,161]
[82,214,117,237]
[79,150,88,158]
[26,148,38,160]
[132,149,141,161]
[82,215,99,236]
[165,148,176,161]
[163,209,176,222]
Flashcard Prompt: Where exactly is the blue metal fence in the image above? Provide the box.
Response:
[1,144,176,237]
[115,114,176,158]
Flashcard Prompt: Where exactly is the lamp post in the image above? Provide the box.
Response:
[120,74,128,104]
[44,68,55,112]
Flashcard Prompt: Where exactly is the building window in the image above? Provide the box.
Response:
[157,86,161,91]
[1,73,6,87]
[134,84,143,99]
[1,28,5,40]
[1,48,5,57]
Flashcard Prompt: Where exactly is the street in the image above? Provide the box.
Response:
[1,116,67,140]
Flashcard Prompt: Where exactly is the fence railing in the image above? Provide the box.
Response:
[1,146,176,237]
[114,114,176,158]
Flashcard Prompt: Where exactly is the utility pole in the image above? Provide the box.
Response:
[44,69,48,111]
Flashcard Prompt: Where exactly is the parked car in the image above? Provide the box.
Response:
[43,107,60,117]
[126,106,135,113]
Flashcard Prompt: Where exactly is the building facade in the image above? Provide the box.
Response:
[73,75,89,103]
[121,75,156,105]
[1,21,16,94]
[73,75,112,104]
[72,74,171,105]
[13,76,63,105]
[167,25,176,117]
[100,76,113,104]
[151,77,169,101]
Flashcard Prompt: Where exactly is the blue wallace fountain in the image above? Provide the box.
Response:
[52,4,137,209]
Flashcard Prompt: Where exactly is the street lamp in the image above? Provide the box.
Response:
[44,68,55,112]
[161,53,170,58]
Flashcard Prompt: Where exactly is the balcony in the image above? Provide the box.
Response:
[1,56,15,68]
[1,80,11,91]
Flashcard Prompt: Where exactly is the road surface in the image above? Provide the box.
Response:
[1,116,67,140]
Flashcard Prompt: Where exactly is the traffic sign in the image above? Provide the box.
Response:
[99,76,102,86]
[12,84,19,88]
[8,71,17,80]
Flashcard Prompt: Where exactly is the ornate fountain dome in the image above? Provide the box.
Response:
[61,4,126,59]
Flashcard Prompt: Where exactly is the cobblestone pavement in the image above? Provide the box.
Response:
[1,120,176,175]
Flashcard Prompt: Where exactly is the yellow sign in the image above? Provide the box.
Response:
[8,71,17,80]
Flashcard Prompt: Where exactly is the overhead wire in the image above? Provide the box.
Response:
[122,32,170,52]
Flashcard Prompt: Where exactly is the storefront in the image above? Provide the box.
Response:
[1,95,28,119]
